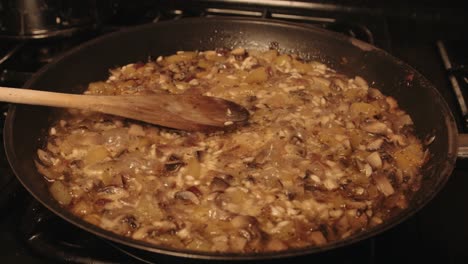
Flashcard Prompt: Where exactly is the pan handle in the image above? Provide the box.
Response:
[457,134,468,158]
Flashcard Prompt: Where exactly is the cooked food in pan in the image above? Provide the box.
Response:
[36,48,426,252]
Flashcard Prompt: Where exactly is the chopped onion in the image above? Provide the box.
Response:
[266,239,288,251]
[231,215,256,228]
[366,152,382,169]
[373,174,395,196]
[362,122,389,135]
[49,181,72,205]
[309,231,327,245]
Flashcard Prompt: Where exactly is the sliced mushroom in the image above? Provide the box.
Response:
[121,215,139,229]
[195,150,205,162]
[251,143,273,166]
[238,224,263,243]
[210,177,230,192]
[366,138,384,150]
[132,226,154,239]
[187,186,203,197]
[175,191,200,205]
[35,161,62,180]
[164,155,185,172]
[97,186,129,201]
[37,149,55,166]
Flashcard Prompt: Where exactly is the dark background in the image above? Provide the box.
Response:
[0,1,467,263]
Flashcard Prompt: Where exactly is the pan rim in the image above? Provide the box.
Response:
[4,16,459,260]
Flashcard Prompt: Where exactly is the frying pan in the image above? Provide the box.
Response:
[3,17,460,260]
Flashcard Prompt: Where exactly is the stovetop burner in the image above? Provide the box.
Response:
[437,40,468,132]
[1,1,467,263]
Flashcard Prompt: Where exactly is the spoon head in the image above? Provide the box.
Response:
[176,95,250,125]
[101,94,250,132]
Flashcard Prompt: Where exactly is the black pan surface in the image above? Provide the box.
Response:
[4,17,458,260]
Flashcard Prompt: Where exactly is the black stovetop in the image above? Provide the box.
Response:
[1,2,468,263]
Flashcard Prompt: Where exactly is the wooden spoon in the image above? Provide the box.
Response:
[0,87,249,131]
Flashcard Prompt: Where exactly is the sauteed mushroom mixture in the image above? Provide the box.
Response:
[36,48,426,252]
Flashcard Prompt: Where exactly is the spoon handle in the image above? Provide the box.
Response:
[0,86,97,110]
[0,86,249,131]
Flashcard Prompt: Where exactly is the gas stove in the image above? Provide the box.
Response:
[1,1,467,263]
